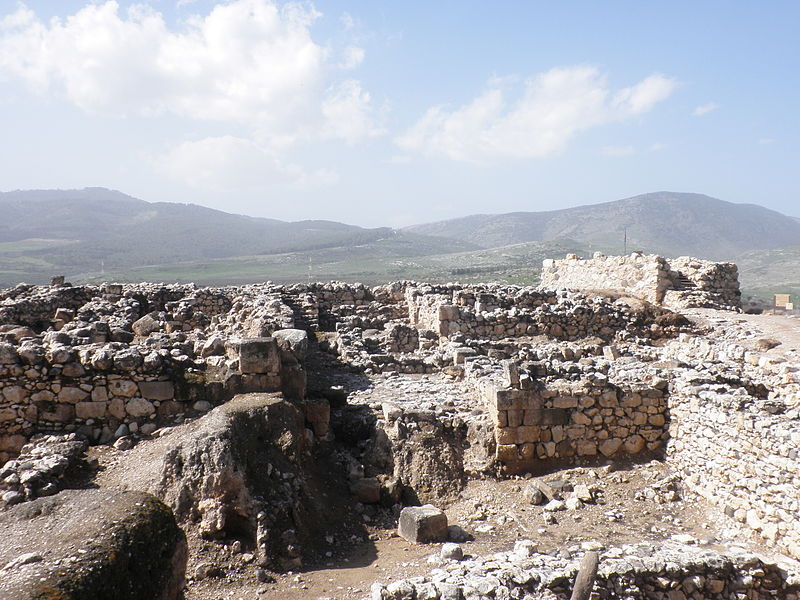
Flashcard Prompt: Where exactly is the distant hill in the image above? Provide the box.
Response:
[2,188,800,294]
[0,188,477,286]
[405,192,800,259]
[735,245,800,299]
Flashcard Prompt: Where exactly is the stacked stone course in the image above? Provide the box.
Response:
[540,252,741,310]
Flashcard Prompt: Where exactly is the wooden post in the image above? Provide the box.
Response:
[570,550,599,600]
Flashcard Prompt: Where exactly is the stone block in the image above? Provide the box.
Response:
[495,427,516,445]
[58,386,89,404]
[624,434,645,454]
[516,426,540,444]
[506,409,523,427]
[541,408,569,426]
[273,329,309,362]
[109,379,139,398]
[138,381,175,401]
[125,398,155,417]
[576,440,597,456]
[398,505,448,543]
[553,396,578,409]
[350,478,380,504]
[495,444,519,462]
[3,386,27,403]
[238,338,280,374]
[41,403,74,423]
[157,401,184,418]
[599,390,619,407]
[108,398,126,420]
[75,402,107,419]
[599,438,623,457]
[437,305,460,321]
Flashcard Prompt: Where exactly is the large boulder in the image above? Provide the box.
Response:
[0,489,186,600]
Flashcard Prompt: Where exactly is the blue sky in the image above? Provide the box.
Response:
[1,1,798,227]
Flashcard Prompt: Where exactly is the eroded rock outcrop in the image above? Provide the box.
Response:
[0,488,186,600]
[154,393,316,570]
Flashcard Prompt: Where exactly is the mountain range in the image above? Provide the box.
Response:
[2,188,799,302]
[405,191,800,259]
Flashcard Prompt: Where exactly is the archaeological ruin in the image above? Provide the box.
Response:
[0,253,798,600]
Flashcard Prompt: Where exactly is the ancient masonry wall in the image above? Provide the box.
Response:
[478,364,668,472]
[0,337,284,462]
[539,253,741,310]
[664,334,800,560]
[406,285,640,342]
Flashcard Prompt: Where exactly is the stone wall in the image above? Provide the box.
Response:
[0,335,285,462]
[541,253,671,304]
[540,252,741,310]
[664,334,800,560]
[406,283,662,342]
[369,540,800,600]
[478,362,668,472]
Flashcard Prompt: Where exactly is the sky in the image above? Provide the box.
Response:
[0,1,798,227]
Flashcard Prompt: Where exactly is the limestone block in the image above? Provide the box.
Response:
[553,396,578,409]
[0,407,16,422]
[238,338,280,374]
[599,390,618,407]
[516,426,540,444]
[109,379,139,397]
[75,402,107,419]
[126,398,155,418]
[576,440,597,456]
[273,329,309,362]
[138,381,175,401]
[496,444,519,462]
[624,434,646,454]
[350,478,380,504]
[398,505,448,543]
[132,312,163,337]
[3,386,27,403]
[599,438,623,457]
[437,305,459,321]
[108,398,126,420]
[495,427,516,445]
[92,386,109,402]
[58,387,89,404]
[40,403,74,423]
[507,409,523,427]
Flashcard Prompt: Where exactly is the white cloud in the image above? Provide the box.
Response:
[692,102,719,116]
[0,1,381,144]
[321,79,385,143]
[340,12,356,30]
[158,135,337,190]
[758,137,776,145]
[396,67,677,163]
[339,46,365,69]
[601,145,636,157]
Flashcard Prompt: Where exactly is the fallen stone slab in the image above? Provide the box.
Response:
[0,488,186,600]
[398,504,448,543]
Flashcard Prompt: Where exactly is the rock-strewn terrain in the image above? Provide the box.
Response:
[0,266,798,599]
